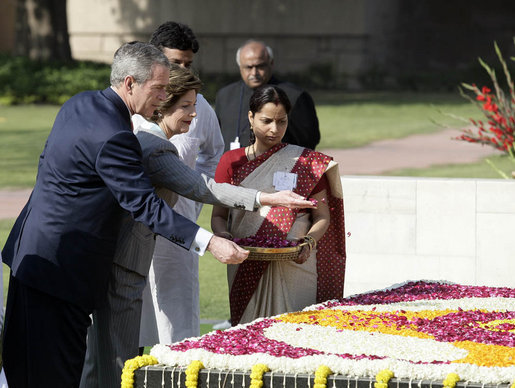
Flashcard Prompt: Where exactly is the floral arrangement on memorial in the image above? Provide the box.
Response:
[123,280,515,388]
[451,38,515,178]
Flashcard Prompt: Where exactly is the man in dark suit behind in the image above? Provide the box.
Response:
[215,40,321,152]
[0,42,250,388]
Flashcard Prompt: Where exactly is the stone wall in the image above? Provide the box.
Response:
[65,0,514,90]
[66,0,386,88]
[342,176,515,296]
[2,1,514,89]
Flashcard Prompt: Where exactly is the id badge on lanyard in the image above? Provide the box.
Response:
[273,171,298,191]
[230,136,241,150]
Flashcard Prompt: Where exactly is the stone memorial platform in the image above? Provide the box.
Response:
[133,368,511,388]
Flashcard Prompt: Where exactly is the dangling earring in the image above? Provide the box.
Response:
[249,125,255,145]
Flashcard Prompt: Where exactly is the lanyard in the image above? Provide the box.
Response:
[235,82,245,140]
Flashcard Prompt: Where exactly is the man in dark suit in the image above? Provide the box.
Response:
[0,42,252,388]
[215,40,321,152]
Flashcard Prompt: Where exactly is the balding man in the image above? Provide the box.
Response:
[215,40,320,152]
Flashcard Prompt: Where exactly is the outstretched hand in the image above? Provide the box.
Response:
[259,191,316,209]
[207,235,249,264]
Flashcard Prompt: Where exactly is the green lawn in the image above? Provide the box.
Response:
[0,219,14,306]
[313,91,482,149]
[0,105,59,188]
[0,93,485,188]
[0,92,509,322]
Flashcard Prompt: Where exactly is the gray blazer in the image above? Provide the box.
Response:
[112,124,259,275]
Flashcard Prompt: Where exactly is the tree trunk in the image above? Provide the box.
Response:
[15,0,72,61]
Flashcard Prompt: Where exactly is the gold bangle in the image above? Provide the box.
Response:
[303,235,317,250]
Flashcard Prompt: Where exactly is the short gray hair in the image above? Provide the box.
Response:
[235,40,274,66]
[110,41,170,86]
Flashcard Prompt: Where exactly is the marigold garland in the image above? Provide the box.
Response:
[148,281,515,385]
[121,354,158,388]
[185,360,204,388]
[374,369,394,388]
[443,373,460,388]
[278,309,446,340]
[249,363,269,388]
[314,365,332,388]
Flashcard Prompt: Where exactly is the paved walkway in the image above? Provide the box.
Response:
[0,188,32,220]
[0,128,500,220]
[323,128,500,176]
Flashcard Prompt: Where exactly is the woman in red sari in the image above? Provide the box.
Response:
[212,85,345,325]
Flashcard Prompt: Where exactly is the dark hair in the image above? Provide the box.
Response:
[149,21,199,53]
[249,85,291,115]
[248,85,291,144]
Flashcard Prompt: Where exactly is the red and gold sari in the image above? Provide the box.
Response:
[215,143,346,325]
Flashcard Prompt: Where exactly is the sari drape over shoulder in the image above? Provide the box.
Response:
[223,143,346,325]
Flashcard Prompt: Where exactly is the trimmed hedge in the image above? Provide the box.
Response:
[0,54,235,105]
[0,53,498,105]
[0,54,111,105]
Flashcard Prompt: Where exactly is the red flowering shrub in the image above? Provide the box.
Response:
[456,40,515,155]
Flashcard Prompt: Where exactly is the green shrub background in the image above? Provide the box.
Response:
[0,53,498,106]
[0,54,111,105]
